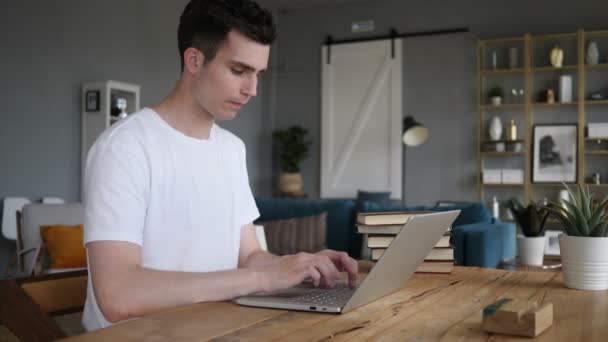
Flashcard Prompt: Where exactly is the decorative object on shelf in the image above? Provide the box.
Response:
[116,98,128,119]
[505,141,523,153]
[508,47,518,69]
[488,116,503,141]
[550,44,564,68]
[506,199,550,266]
[586,40,599,65]
[544,183,608,290]
[85,90,100,112]
[482,169,501,184]
[492,196,500,219]
[507,119,517,140]
[501,169,524,184]
[558,75,573,103]
[546,89,555,104]
[588,122,608,138]
[488,87,504,105]
[273,126,311,196]
[592,172,601,185]
[589,93,605,101]
[510,88,524,103]
[492,51,498,69]
[559,189,570,209]
[532,124,578,183]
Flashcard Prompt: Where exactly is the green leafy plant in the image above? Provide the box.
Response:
[273,126,311,173]
[544,183,608,237]
[506,198,550,237]
[488,86,504,98]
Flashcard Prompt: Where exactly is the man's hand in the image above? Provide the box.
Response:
[259,250,358,293]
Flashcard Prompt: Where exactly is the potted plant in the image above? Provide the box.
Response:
[273,126,311,195]
[506,199,550,266]
[488,86,504,106]
[544,183,608,290]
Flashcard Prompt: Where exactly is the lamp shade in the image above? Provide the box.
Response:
[402,116,429,146]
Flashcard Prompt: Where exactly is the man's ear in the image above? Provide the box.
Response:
[183,47,204,74]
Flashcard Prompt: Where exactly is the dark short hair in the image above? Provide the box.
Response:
[177,0,277,70]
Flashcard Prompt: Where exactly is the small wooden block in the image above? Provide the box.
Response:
[481,298,553,337]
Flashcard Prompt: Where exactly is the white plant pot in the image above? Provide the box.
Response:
[560,235,608,291]
[490,96,502,106]
[517,235,546,266]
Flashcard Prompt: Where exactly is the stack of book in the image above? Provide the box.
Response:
[357,211,454,274]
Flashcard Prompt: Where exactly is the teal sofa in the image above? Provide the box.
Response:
[254,197,515,268]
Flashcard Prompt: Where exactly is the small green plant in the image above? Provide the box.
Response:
[488,86,504,98]
[544,183,608,237]
[273,126,311,173]
[506,199,550,237]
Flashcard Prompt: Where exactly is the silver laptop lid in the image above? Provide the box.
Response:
[342,210,460,313]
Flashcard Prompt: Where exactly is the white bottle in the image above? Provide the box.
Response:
[492,196,500,219]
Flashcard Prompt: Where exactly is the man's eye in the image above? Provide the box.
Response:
[231,68,244,75]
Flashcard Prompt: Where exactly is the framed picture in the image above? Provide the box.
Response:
[532,124,577,183]
[85,90,100,112]
[544,230,562,256]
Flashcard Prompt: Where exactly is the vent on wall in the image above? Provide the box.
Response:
[351,20,374,33]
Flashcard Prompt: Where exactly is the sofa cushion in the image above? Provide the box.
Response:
[262,212,327,255]
[254,198,356,254]
[358,201,492,227]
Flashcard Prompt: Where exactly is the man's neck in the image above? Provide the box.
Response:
[151,79,215,140]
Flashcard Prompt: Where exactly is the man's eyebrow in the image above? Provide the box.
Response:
[230,60,267,74]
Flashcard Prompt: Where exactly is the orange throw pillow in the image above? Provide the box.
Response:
[40,224,87,268]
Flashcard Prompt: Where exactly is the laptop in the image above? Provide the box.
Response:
[235,210,460,314]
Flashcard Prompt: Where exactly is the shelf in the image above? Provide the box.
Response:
[532,102,578,107]
[532,183,573,187]
[531,32,577,40]
[585,137,608,141]
[480,152,524,157]
[587,184,608,188]
[532,65,578,72]
[585,63,608,70]
[585,151,608,155]
[480,104,524,110]
[481,139,524,145]
[586,100,608,105]
[481,68,524,76]
[482,183,524,187]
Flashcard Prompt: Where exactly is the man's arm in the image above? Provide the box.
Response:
[88,227,357,323]
[238,223,281,268]
[87,241,267,323]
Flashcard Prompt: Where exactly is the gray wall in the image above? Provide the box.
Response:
[0,0,275,275]
[270,0,608,204]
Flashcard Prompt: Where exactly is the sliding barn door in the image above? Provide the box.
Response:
[321,39,402,199]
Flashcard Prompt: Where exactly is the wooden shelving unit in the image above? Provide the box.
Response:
[478,29,608,209]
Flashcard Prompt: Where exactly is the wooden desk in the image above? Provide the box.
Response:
[66,265,608,341]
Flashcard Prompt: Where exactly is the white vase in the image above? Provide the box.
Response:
[517,235,546,266]
[587,41,599,65]
[490,96,502,106]
[560,235,608,290]
[488,116,503,141]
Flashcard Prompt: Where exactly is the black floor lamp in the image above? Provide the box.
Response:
[402,116,429,205]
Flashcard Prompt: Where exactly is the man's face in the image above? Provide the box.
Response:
[192,30,270,120]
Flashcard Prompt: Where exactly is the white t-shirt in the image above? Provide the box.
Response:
[82,108,260,331]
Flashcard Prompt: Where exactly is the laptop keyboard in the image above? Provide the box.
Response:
[286,283,355,306]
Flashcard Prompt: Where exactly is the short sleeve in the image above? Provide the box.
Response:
[236,141,260,226]
[83,131,148,246]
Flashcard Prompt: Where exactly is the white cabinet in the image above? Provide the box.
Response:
[81,80,140,169]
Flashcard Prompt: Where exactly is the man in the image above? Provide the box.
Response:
[82,0,358,331]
